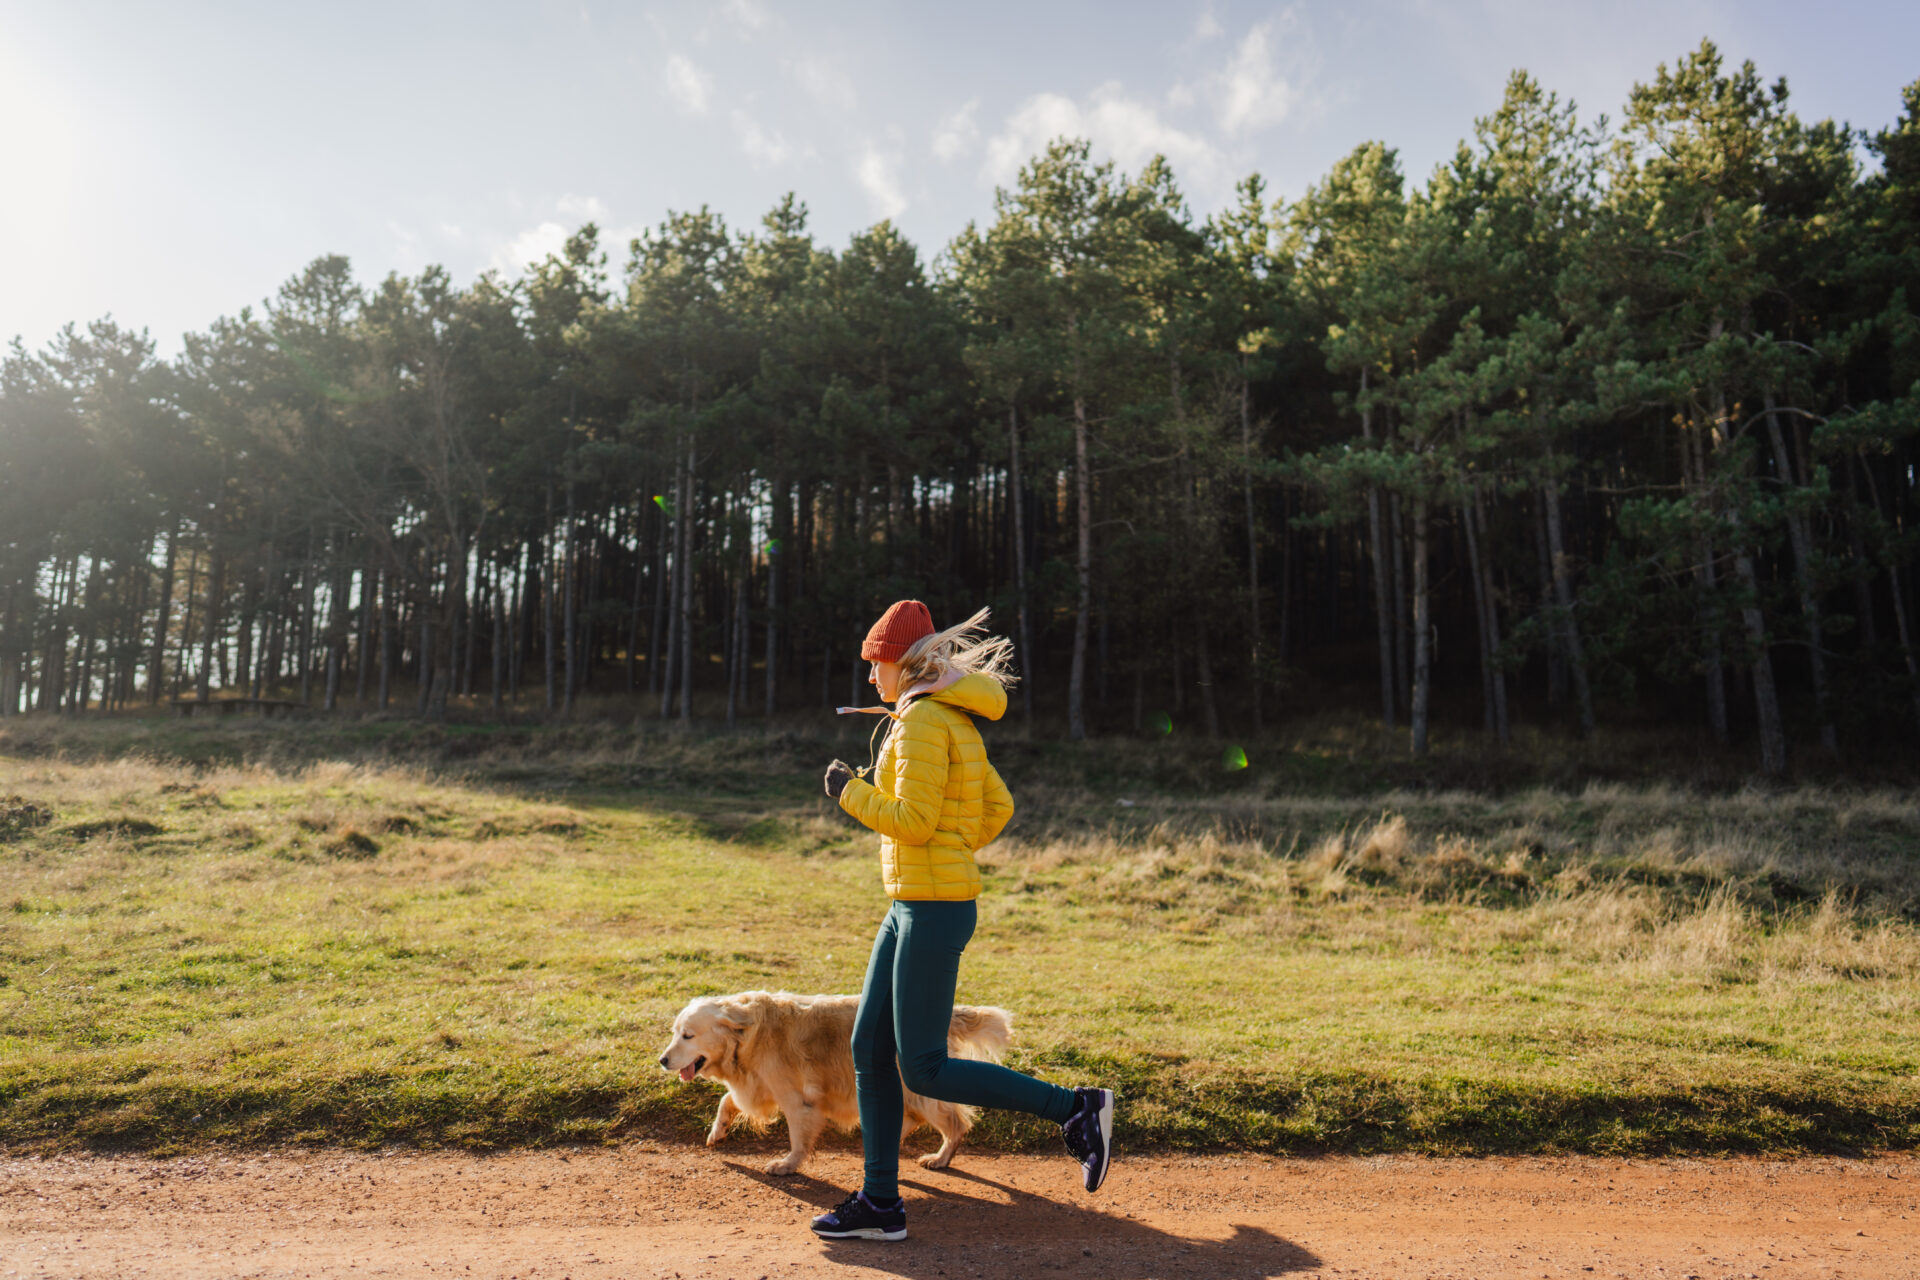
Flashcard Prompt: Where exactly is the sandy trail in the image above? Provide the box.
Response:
[1,1144,1914,1279]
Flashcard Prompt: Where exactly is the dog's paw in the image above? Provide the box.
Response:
[916,1151,955,1169]
[764,1157,804,1176]
[705,1129,729,1147]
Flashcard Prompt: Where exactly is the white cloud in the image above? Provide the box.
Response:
[492,221,569,274]
[733,110,796,167]
[1194,9,1224,40]
[722,0,769,35]
[981,83,1223,189]
[932,99,979,162]
[789,56,856,110]
[855,143,907,220]
[556,193,611,221]
[1210,19,1302,134]
[664,54,712,115]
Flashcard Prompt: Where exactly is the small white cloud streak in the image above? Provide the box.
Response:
[556,193,610,221]
[733,110,796,167]
[982,83,1223,188]
[1194,9,1223,40]
[855,144,907,219]
[1210,18,1303,134]
[492,221,570,274]
[790,56,856,110]
[932,99,979,162]
[722,0,769,35]
[664,54,712,115]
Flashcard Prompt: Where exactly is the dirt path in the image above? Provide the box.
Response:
[2,1143,1914,1279]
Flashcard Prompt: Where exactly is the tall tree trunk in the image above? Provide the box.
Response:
[1239,363,1262,732]
[677,435,695,724]
[1410,498,1432,758]
[727,517,747,731]
[1007,404,1035,727]
[1,583,17,716]
[1193,618,1220,739]
[1764,393,1836,754]
[176,548,198,701]
[1360,369,1395,728]
[627,503,645,695]
[1733,544,1787,776]
[356,559,374,704]
[149,518,179,703]
[299,532,317,705]
[490,563,505,716]
[1534,496,1567,707]
[1541,470,1595,736]
[75,558,99,712]
[323,580,343,713]
[430,540,462,721]
[766,476,784,719]
[650,501,669,706]
[563,480,577,716]
[417,604,432,716]
[378,568,393,710]
[1469,487,1510,743]
[1390,492,1410,718]
[1463,493,1497,737]
[1068,388,1092,741]
[543,509,557,713]
[509,545,526,700]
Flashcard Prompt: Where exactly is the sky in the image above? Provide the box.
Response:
[3,0,1917,357]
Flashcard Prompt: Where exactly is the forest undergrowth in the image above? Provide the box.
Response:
[1,712,1915,1157]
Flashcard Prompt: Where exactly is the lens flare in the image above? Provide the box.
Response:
[1223,745,1249,771]
[1149,710,1172,735]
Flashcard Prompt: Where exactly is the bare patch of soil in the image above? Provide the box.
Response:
[2,1143,1915,1279]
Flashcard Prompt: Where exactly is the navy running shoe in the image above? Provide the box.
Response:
[1060,1086,1114,1192]
[810,1191,907,1241]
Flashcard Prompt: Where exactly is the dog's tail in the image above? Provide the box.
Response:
[947,1005,1013,1063]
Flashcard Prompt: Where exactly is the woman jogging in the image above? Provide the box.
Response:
[809,600,1114,1243]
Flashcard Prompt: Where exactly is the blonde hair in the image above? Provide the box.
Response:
[896,607,1019,692]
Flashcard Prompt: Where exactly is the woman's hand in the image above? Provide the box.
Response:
[824,759,855,799]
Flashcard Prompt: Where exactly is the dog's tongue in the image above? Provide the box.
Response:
[677,1064,698,1082]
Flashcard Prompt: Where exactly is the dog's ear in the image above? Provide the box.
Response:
[715,1001,753,1035]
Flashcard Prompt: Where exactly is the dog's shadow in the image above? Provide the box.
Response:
[721,1160,1321,1279]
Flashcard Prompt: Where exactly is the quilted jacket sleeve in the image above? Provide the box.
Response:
[837,706,949,846]
[978,762,1014,848]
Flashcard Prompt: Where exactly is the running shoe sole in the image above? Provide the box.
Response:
[1085,1087,1115,1192]
[811,1225,908,1241]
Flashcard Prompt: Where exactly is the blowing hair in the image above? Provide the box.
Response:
[896,607,1019,693]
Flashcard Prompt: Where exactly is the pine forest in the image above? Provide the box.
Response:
[5,42,1920,776]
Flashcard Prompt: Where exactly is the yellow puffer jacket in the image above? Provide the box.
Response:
[837,673,1014,901]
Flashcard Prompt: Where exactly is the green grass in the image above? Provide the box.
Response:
[1,712,1917,1157]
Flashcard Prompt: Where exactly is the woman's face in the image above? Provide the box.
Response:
[868,660,903,702]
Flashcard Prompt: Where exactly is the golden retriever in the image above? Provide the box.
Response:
[658,990,1012,1176]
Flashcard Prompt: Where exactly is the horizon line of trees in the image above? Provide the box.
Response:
[3,40,1918,774]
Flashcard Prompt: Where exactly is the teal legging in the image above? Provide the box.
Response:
[852,899,1077,1200]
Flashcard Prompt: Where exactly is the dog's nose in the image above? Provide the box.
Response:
[658,1054,670,1068]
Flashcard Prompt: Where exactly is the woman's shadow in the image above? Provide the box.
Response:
[724,1161,1321,1279]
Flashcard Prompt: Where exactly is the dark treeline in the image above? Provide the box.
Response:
[4,43,1919,772]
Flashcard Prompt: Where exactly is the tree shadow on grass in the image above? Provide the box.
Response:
[723,1160,1321,1279]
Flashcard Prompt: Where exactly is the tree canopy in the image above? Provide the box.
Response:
[4,41,1917,773]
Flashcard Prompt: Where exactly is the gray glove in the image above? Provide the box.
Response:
[824,759,855,799]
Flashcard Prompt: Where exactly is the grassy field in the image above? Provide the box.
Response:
[2,711,1917,1157]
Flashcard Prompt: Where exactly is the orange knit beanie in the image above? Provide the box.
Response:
[861,600,935,663]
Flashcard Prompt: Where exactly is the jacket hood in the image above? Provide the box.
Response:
[921,672,1007,721]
